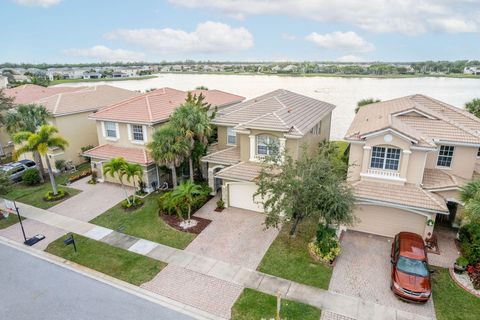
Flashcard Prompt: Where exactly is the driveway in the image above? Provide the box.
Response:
[0,219,66,250]
[329,231,435,318]
[50,178,132,222]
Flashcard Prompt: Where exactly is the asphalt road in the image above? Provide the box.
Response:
[0,243,195,320]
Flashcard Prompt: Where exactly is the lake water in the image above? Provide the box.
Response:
[58,74,480,140]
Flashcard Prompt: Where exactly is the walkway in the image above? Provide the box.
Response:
[427,226,460,268]
[2,201,434,320]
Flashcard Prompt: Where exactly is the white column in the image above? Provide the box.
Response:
[361,145,372,173]
[249,135,256,161]
[279,137,286,162]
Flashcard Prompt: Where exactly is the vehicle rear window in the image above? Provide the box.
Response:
[397,256,429,277]
[24,161,36,167]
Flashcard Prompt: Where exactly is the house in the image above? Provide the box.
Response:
[5,85,140,170]
[344,94,480,239]
[464,66,480,75]
[83,88,245,190]
[83,72,102,79]
[0,75,8,89]
[201,89,335,212]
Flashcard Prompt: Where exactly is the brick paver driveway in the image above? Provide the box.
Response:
[0,219,66,250]
[329,231,436,318]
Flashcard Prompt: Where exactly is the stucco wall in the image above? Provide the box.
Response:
[96,121,160,150]
[347,143,363,182]
[424,145,477,179]
[406,149,428,185]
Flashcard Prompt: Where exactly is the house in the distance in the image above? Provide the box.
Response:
[201,89,334,212]
[344,94,480,238]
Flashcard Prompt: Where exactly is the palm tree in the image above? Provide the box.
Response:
[4,104,51,183]
[460,180,480,223]
[148,124,190,187]
[103,157,131,204]
[170,181,204,224]
[13,125,68,195]
[120,162,143,201]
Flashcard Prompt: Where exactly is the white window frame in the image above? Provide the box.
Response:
[131,124,144,142]
[256,135,279,156]
[227,127,236,146]
[370,146,401,171]
[437,145,455,168]
[309,122,322,135]
[104,121,118,140]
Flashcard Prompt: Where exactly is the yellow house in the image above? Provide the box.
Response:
[345,94,480,238]
[201,89,334,212]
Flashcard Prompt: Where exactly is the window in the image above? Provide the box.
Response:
[370,146,401,171]
[132,125,144,141]
[477,147,480,158]
[256,135,279,156]
[227,127,236,145]
[437,145,454,167]
[310,122,322,135]
[105,122,117,138]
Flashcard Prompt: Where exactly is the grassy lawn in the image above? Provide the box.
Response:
[231,288,321,320]
[46,234,165,286]
[90,195,196,249]
[258,219,333,289]
[432,267,480,320]
[0,213,23,230]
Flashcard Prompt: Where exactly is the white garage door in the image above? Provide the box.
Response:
[350,204,427,238]
[228,183,264,212]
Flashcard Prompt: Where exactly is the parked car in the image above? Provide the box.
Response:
[0,160,37,182]
[390,232,431,302]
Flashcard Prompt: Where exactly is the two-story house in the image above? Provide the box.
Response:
[201,89,335,212]
[83,87,245,190]
[344,94,480,239]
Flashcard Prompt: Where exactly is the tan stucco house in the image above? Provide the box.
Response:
[5,84,139,171]
[201,89,334,212]
[345,94,480,238]
[83,87,245,190]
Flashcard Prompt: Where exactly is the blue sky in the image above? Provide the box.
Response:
[1,0,480,63]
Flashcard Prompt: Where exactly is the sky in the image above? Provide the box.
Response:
[1,0,480,63]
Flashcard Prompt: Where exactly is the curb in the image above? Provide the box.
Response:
[0,236,226,320]
[449,267,480,298]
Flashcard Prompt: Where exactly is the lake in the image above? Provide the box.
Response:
[57,74,480,140]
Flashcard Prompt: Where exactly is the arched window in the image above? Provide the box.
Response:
[256,135,279,156]
[370,146,401,171]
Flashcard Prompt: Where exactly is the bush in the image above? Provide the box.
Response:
[68,169,92,183]
[459,223,480,265]
[158,183,211,219]
[216,198,225,209]
[43,189,67,201]
[310,224,341,263]
[55,159,67,172]
[81,145,94,162]
[456,256,469,267]
[88,170,97,184]
[22,168,41,185]
[121,197,144,210]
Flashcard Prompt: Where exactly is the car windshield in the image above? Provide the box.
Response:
[397,256,429,277]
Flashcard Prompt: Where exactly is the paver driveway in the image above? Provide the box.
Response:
[50,178,132,222]
[0,219,66,250]
[329,231,436,318]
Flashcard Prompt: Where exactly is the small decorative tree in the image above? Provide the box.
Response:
[121,162,143,202]
[170,181,206,229]
[465,98,480,118]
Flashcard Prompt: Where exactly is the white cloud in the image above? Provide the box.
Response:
[428,18,478,33]
[14,0,61,7]
[281,33,296,41]
[105,21,254,54]
[63,45,145,62]
[306,31,374,53]
[336,55,363,63]
[168,0,480,35]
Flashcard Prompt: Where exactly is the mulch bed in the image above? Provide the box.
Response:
[160,213,212,234]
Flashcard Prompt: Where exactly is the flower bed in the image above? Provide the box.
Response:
[43,189,68,202]
[68,169,92,183]
[121,197,144,211]
[450,268,480,298]
[160,214,211,234]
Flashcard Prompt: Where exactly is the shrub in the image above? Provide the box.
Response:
[68,169,92,183]
[216,198,225,210]
[456,256,469,267]
[43,189,67,201]
[22,168,41,185]
[55,159,67,172]
[467,264,480,289]
[81,145,94,162]
[310,224,341,263]
[459,223,480,265]
[121,196,144,209]
[88,170,97,184]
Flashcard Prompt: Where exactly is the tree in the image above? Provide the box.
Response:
[0,89,14,123]
[170,181,204,224]
[148,124,190,187]
[460,180,480,223]
[0,171,11,195]
[465,99,480,118]
[120,162,143,201]
[4,104,51,183]
[255,143,355,236]
[355,98,381,113]
[13,125,68,196]
[103,157,131,204]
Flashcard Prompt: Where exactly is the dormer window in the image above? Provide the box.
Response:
[370,146,401,171]
[437,145,454,167]
[256,135,279,156]
[227,127,236,145]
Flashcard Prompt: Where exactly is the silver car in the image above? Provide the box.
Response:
[0,160,37,182]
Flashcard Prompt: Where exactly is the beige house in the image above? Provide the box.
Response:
[5,85,139,171]
[83,87,245,190]
[202,89,334,212]
[345,94,480,238]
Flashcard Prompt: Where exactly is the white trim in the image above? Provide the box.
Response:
[101,121,106,138]
[363,145,372,150]
[426,186,460,192]
[402,149,412,154]
[115,123,120,139]
[411,146,436,151]
[360,171,406,182]
[345,139,365,145]
[127,124,132,141]
[392,108,437,119]
[143,125,148,143]
[356,198,444,216]
[433,140,480,148]
[363,128,418,144]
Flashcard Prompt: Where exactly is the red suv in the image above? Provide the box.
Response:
[390,232,431,302]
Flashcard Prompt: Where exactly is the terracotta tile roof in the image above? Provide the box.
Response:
[214,89,335,136]
[4,84,84,105]
[201,147,241,165]
[345,94,480,146]
[422,168,467,190]
[83,144,153,165]
[90,87,245,124]
[215,161,264,182]
[351,180,449,213]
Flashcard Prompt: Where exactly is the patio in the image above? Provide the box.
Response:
[427,226,460,268]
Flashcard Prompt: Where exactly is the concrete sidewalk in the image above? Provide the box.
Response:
[3,201,433,320]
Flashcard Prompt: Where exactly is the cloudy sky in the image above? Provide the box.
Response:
[1,0,480,63]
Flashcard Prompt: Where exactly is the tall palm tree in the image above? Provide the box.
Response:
[170,181,204,224]
[148,124,190,187]
[120,162,143,201]
[13,125,68,195]
[4,104,51,183]
[103,157,131,204]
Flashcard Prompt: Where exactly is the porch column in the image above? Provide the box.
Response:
[400,149,411,180]
[361,145,372,173]
[208,166,215,195]
[279,137,286,162]
[249,135,256,161]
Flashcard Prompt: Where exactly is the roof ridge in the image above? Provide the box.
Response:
[53,93,62,114]
[90,91,144,116]
[204,146,238,158]
[419,186,447,211]
[146,95,153,121]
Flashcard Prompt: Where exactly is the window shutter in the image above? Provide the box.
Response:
[127,124,132,141]
[115,123,120,139]
[143,126,148,143]
[101,122,106,138]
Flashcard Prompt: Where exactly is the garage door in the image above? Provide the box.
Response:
[350,204,427,237]
[228,183,264,212]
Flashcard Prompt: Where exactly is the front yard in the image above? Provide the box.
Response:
[46,233,165,286]
[0,213,23,230]
[90,195,196,249]
[258,219,333,289]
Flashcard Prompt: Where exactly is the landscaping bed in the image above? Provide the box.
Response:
[46,233,165,286]
[231,288,321,320]
[160,214,211,234]
[4,184,81,209]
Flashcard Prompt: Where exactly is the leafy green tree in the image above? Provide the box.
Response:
[103,157,131,204]
[355,98,381,113]
[0,89,14,123]
[460,180,480,223]
[13,125,68,195]
[170,181,205,223]
[120,162,143,201]
[465,99,480,118]
[0,171,11,195]
[148,124,190,187]
[256,144,355,236]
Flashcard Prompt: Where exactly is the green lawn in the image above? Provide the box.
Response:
[432,267,480,320]
[231,288,321,320]
[0,213,23,230]
[258,219,333,289]
[90,195,196,249]
[46,234,165,286]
